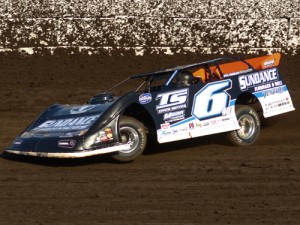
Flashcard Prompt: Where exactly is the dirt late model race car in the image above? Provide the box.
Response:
[6,53,295,162]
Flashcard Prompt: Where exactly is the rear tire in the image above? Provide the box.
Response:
[226,105,260,146]
[111,116,147,162]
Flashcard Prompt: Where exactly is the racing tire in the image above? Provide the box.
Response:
[111,116,147,162]
[226,105,260,146]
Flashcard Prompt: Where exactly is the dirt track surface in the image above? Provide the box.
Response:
[0,53,299,225]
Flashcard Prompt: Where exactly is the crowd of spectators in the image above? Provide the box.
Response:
[0,0,299,54]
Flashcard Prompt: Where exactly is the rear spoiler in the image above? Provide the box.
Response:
[246,53,281,70]
[192,53,281,81]
[217,53,281,75]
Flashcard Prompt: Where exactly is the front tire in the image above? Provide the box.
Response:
[111,116,147,162]
[226,105,260,146]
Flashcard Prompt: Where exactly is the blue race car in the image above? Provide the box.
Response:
[6,53,295,162]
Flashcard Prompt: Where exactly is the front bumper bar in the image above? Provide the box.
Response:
[5,144,130,158]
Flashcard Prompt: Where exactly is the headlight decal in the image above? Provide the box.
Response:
[95,127,114,144]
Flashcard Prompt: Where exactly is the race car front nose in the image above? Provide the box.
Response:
[7,136,83,153]
[9,137,40,151]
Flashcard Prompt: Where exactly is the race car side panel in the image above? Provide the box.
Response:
[139,66,294,144]
[150,80,240,143]
[136,79,240,143]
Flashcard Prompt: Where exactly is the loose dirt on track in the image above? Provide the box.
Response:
[0,53,299,225]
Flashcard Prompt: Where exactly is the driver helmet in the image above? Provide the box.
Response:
[177,71,194,87]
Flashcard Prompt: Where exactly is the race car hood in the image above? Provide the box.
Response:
[7,91,138,154]
[24,102,115,136]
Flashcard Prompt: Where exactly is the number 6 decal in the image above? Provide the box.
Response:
[192,80,232,120]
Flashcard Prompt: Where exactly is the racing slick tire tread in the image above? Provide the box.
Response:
[111,116,147,162]
[226,105,261,146]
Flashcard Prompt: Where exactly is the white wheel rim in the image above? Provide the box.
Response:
[119,126,139,153]
[237,114,256,139]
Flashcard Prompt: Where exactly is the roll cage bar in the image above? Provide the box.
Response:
[105,57,254,93]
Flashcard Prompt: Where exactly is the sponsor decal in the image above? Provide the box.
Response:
[170,127,191,135]
[161,130,172,136]
[139,93,152,104]
[179,127,189,132]
[195,122,202,128]
[203,122,209,126]
[34,115,99,132]
[95,127,113,143]
[160,122,170,130]
[70,105,96,114]
[273,81,283,87]
[58,140,76,148]
[222,107,233,116]
[262,86,284,97]
[172,129,179,134]
[263,59,275,68]
[189,122,195,130]
[163,110,185,122]
[156,89,188,114]
[222,117,230,122]
[223,69,253,77]
[13,139,23,145]
[254,81,282,92]
[210,120,217,125]
[254,83,272,91]
[264,97,291,111]
[239,68,278,91]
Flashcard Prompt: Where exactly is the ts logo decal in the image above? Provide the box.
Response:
[156,89,188,114]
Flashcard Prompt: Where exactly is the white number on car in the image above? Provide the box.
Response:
[192,80,232,120]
